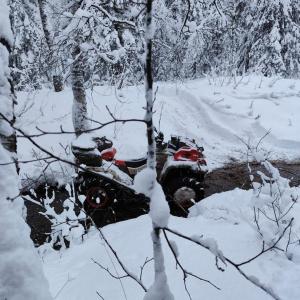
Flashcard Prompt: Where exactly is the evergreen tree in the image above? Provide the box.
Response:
[237,0,300,77]
[9,0,47,90]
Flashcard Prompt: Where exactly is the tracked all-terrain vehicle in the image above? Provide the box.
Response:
[72,132,207,225]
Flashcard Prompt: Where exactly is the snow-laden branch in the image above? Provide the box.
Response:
[163,230,220,300]
[142,1,174,299]
[162,227,284,300]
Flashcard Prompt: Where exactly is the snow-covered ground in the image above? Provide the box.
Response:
[17,75,300,181]
[42,188,300,300]
[15,76,300,299]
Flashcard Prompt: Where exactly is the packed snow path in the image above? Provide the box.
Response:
[17,76,300,184]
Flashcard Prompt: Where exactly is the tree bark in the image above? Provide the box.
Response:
[37,0,63,92]
[69,1,89,136]
[71,45,89,136]
[145,0,155,171]
[0,34,17,157]
[143,1,174,299]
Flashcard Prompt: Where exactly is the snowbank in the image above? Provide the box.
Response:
[0,145,52,300]
[43,188,300,300]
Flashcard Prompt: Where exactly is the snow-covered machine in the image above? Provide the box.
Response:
[72,132,207,225]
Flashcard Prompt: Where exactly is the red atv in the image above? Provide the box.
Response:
[72,132,207,224]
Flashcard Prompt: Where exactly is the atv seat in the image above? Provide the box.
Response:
[125,157,147,168]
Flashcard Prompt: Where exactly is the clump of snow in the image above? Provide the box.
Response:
[42,186,86,249]
[191,235,226,264]
[72,133,97,150]
[0,1,14,140]
[134,168,170,227]
[134,168,156,197]
[100,160,133,186]
[144,229,174,300]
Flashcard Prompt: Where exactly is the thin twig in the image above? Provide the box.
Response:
[163,229,220,300]
[139,257,153,281]
[162,227,283,300]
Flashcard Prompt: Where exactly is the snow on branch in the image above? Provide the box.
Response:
[162,227,283,300]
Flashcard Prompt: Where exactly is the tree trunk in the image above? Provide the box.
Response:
[143,1,174,299]
[71,45,89,136]
[37,0,63,92]
[70,1,89,136]
[0,35,17,157]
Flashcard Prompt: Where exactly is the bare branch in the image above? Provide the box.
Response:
[163,229,220,300]
[162,227,283,300]
[139,257,153,281]
[91,258,129,280]
[0,156,52,166]
[16,115,146,138]
[92,227,147,292]
[236,218,293,267]
[96,291,105,300]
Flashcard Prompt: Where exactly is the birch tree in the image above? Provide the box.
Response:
[69,0,90,136]
[140,0,174,298]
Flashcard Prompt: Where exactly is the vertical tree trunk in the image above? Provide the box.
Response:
[143,0,174,299]
[37,0,63,92]
[0,35,17,156]
[145,1,155,171]
[71,45,89,136]
[70,1,89,137]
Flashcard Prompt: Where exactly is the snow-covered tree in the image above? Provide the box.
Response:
[237,0,300,77]
[7,0,300,91]
[0,1,52,299]
[52,0,144,135]
[138,1,174,298]
[9,0,48,90]
[181,0,229,77]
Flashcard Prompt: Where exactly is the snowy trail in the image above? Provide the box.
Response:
[157,87,245,167]
[14,77,300,299]
[157,81,300,168]
[16,76,300,183]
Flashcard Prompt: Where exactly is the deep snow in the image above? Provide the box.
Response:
[42,188,300,300]
[14,76,300,299]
